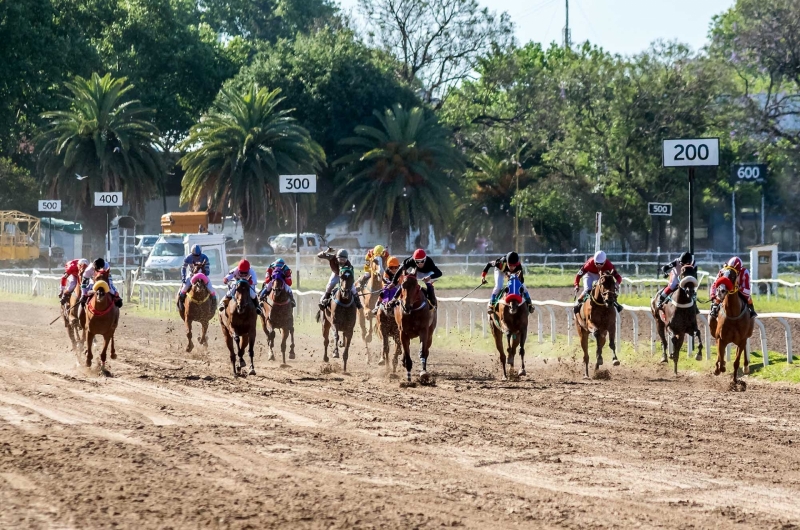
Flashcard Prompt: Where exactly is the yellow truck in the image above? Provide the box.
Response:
[0,211,40,261]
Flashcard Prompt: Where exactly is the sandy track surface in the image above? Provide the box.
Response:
[1,300,800,529]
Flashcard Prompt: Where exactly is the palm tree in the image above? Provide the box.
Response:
[37,73,165,255]
[179,84,325,251]
[334,104,464,245]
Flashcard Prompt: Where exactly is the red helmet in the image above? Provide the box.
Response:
[238,259,250,272]
[727,257,743,271]
[412,249,426,261]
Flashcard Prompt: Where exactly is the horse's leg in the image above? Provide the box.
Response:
[110,334,116,360]
[401,332,412,382]
[200,320,209,347]
[333,326,340,359]
[657,320,668,363]
[280,327,288,365]
[609,320,620,366]
[358,305,367,345]
[419,331,429,374]
[694,327,703,361]
[342,330,352,373]
[85,331,94,367]
[491,324,507,380]
[99,334,111,368]
[248,333,256,376]
[672,334,684,376]
[380,321,389,369]
[595,332,606,371]
[518,326,528,376]
[322,319,330,363]
[580,329,590,379]
[715,339,727,375]
[185,317,194,353]
[288,324,295,360]
[741,341,750,375]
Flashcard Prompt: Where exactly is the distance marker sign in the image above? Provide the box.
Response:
[94,192,123,206]
[648,202,672,216]
[731,163,766,183]
[279,175,317,193]
[38,200,61,213]
[663,138,720,167]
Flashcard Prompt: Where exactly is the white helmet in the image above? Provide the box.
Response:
[593,251,607,265]
[78,258,89,267]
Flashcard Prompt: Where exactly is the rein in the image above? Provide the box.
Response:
[188,290,210,304]
[720,298,748,320]
[87,296,114,317]
[400,285,427,313]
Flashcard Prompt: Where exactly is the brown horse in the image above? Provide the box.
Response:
[62,288,84,351]
[574,270,620,378]
[83,281,119,370]
[220,279,258,377]
[358,268,383,353]
[376,294,401,372]
[183,277,215,353]
[260,269,295,364]
[394,274,437,382]
[709,268,755,386]
[650,264,703,375]
[489,273,529,380]
[317,266,357,371]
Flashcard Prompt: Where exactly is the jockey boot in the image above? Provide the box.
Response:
[523,292,535,314]
[487,294,497,314]
[573,298,582,314]
[748,304,757,317]
[79,294,88,307]
[219,296,230,312]
[177,292,186,314]
[656,291,667,310]
[319,292,332,310]
[288,291,296,307]
[210,294,217,308]
[114,295,123,308]
[614,301,623,313]
[253,298,263,316]
[425,283,437,307]
[371,304,381,315]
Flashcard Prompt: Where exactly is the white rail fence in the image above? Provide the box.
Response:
[0,271,795,367]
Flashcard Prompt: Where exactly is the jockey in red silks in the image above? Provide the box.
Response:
[260,258,295,307]
[710,256,757,318]
[573,250,623,314]
[58,258,89,304]
[219,259,262,315]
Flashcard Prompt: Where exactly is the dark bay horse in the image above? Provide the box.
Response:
[376,285,401,372]
[574,270,620,378]
[183,274,215,353]
[317,266,357,371]
[489,273,529,380]
[62,288,83,351]
[84,280,119,370]
[650,264,703,374]
[710,268,755,386]
[260,269,295,364]
[220,279,258,377]
[394,273,437,382]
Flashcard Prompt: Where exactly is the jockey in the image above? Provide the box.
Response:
[572,250,623,314]
[481,251,534,314]
[390,249,443,307]
[656,251,694,310]
[371,256,402,315]
[357,245,390,291]
[219,259,262,316]
[178,245,216,311]
[710,257,757,318]
[317,248,362,310]
[58,258,89,304]
[81,258,122,307]
[260,258,295,307]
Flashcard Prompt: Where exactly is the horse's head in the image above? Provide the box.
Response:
[271,268,286,291]
[678,264,699,300]
[597,270,618,306]
[505,272,523,314]
[716,267,737,302]
[92,280,110,305]
[192,277,209,297]
[191,261,206,275]
[339,267,354,301]
[234,279,250,314]
[400,271,419,292]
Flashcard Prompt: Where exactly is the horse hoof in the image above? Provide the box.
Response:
[713,368,721,376]
[377,359,385,366]
[612,359,620,367]
[660,355,668,364]
[333,352,340,359]
[597,357,604,367]
[268,353,275,361]
[695,353,703,361]
[249,368,256,376]
[518,369,526,377]
[583,374,590,380]
[743,366,750,375]
[289,352,295,360]
[110,352,117,360]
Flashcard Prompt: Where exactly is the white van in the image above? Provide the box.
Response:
[270,232,326,255]
[143,233,227,283]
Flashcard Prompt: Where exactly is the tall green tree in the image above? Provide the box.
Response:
[335,104,464,240]
[0,158,39,214]
[179,84,325,250]
[199,0,339,42]
[37,73,165,254]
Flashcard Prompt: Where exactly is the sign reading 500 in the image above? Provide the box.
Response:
[94,192,123,206]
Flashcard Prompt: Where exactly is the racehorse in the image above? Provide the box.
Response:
[376,285,401,372]
[183,273,215,353]
[62,287,84,351]
[709,267,754,385]
[260,268,295,364]
[83,280,119,370]
[317,266,357,371]
[650,264,703,375]
[358,268,383,354]
[220,279,258,377]
[394,272,437,382]
[489,272,529,380]
[574,270,620,378]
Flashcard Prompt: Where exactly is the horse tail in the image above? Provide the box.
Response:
[315,309,322,323]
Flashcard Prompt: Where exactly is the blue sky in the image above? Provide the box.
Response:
[337,0,736,56]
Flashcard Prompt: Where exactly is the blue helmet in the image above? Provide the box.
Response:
[191,244,202,256]
[275,258,285,268]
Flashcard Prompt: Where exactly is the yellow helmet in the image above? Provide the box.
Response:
[387,256,400,268]
[92,280,110,293]
[373,245,385,256]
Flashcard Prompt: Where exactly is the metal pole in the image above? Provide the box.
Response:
[688,167,695,254]
[295,194,300,289]
[595,212,601,252]
[732,189,736,254]
[106,211,110,264]
[48,216,52,273]
[761,190,765,245]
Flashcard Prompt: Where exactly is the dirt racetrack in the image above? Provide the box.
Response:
[1,300,800,529]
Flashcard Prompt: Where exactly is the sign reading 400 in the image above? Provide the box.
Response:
[94,192,123,206]
[279,174,317,194]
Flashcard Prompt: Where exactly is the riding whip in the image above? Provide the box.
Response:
[50,304,76,325]
[457,282,485,302]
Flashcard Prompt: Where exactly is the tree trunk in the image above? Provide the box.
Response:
[81,205,110,260]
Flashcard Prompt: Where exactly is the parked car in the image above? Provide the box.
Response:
[270,233,327,255]
[135,235,159,259]
[142,235,185,280]
[225,237,274,256]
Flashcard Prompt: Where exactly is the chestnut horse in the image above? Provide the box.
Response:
[83,281,119,370]
[317,266,357,371]
[260,269,295,364]
[220,279,258,377]
[376,285,401,372]
[394,273,437,382]
[489,272,529,380]
[709,268,754,385]
[358,266,383,351]
[62,288,84,351]
[650,264,703,374]
[183,274,215,353]
[574,270,620,378]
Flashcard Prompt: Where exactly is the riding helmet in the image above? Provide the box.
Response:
[679,251,692,265]
[93,257,106,270]
[275,258,285,267]
[238,259,250,272]
[387,256,400,268]
[506,251,520,265]
[412,248,426,261]
[78,258,89,267]
[593,250,606,265]
[336,249,349,259]
[373,245,385,256]
[191,244,202,256]
[727,256,743,270]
